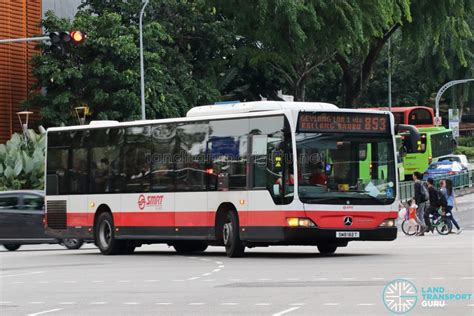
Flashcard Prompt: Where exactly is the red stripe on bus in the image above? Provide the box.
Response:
[65,210,397,229]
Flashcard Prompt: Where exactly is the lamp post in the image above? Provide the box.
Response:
[139,0,150,120]
[17,111,33,142]
[434,79,474,126]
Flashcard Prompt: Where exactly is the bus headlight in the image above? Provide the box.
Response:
[379,219,396,227]
[287,218,316,227]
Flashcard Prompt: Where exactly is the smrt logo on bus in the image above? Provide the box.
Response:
[138,194,164,210]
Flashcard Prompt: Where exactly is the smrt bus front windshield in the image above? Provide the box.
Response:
[296,133,396,205]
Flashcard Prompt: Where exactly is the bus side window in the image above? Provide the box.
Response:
[151,124,176,192]
[46,131,69,195]
[123,126,151,193]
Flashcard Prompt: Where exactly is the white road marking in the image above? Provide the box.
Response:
[431,277,445,280]
[59,302,76,305]
[12,281,24,284]
[200,258,211,262]
[218,265,225,268]
[220,303,239,305]
[289,303,306,306]
[63,281,77,283]
[38,281,50,284]
[255,303,272,306]
[215,261,223,264]
[371,277,385,280]
[92,280,104,283]
[144,279,158,282]
[461,277,474,280]
[272,306,301,316]
[323,303,340,306]
[228,278,242,281]
[0,301,12,304]
[212,269,221,273]
[257,278,271,281]
[357,303,375,306]
[155,303,173,305]
[117,280,130,283]
[124,302,139,305]
[468,304,474,307]
[313,277,328,281]
[286,278,300,281]
[90,302,107,305]
[342,278,356,281]
[188,277,200,280]
[189,303,205,305]
[29,302,44,304]
[27,308,63,316]
[202,273,211,276]
[0,271,44,278]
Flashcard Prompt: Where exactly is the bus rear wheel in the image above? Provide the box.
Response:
[223,211,245,258]
[173,241,208,254]
[95,212,121,255]
[317,244,337,255]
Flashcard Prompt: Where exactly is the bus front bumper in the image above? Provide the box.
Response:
[242,226,397,245]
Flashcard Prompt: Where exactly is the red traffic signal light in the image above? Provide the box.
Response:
[70,31,85,45]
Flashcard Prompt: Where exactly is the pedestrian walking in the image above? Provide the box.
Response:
[440,179,462,234]
[412,172,428,236]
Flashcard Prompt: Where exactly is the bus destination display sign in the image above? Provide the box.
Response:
[298,112,389,133]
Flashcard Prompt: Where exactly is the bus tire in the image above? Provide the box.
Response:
[62,238,84,250]
[223,211,245,258]
[173,241,208,254]
[95,212,121,255]
[3,244,20,251]
[317,244,337,255]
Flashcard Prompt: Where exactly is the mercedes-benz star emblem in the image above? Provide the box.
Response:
[343,216,353,226]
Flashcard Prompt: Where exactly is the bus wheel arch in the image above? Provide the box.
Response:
[93,204,121,255]
[215,203,245,257]
[214,203,237,245]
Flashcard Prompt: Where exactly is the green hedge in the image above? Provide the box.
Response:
[458,136,474,147]
[455,146,474,160]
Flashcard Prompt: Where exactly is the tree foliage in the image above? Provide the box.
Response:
[24,0,473,126]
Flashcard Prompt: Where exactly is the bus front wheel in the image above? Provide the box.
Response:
[95,212,121,255]
[223,211,245,258]
[317,244,337,255]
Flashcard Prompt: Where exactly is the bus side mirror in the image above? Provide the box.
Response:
[396,124,420,153]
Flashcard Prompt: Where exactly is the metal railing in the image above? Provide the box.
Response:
[398,170,473,201]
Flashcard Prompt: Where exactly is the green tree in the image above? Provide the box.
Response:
[336,0,473,107]
[25,1,232,126]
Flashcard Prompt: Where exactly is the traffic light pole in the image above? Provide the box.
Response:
[0,36,49,44]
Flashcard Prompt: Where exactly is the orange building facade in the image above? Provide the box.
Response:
[0,0,42,144]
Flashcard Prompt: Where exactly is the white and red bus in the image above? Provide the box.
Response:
[45,101,406,257]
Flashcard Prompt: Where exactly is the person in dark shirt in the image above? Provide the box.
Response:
[426,177,446,233]
[412,172,428,235]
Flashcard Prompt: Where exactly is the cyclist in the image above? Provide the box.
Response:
[426,178,447,233]
[440,179,462,234]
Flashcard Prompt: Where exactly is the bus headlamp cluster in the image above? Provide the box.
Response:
[286,218,316,227]
[379,219,396,227]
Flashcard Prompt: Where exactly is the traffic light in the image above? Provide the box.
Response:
[48,30,85,56]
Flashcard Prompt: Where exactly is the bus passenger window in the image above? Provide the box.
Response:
[151,124,176,192]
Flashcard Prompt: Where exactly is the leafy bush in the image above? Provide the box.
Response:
[458,137,474,148]
[455,146,474,160]
[0,130,45,191]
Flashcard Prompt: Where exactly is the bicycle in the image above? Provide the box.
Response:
[428,209,452,235]
[401,219,421,236]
